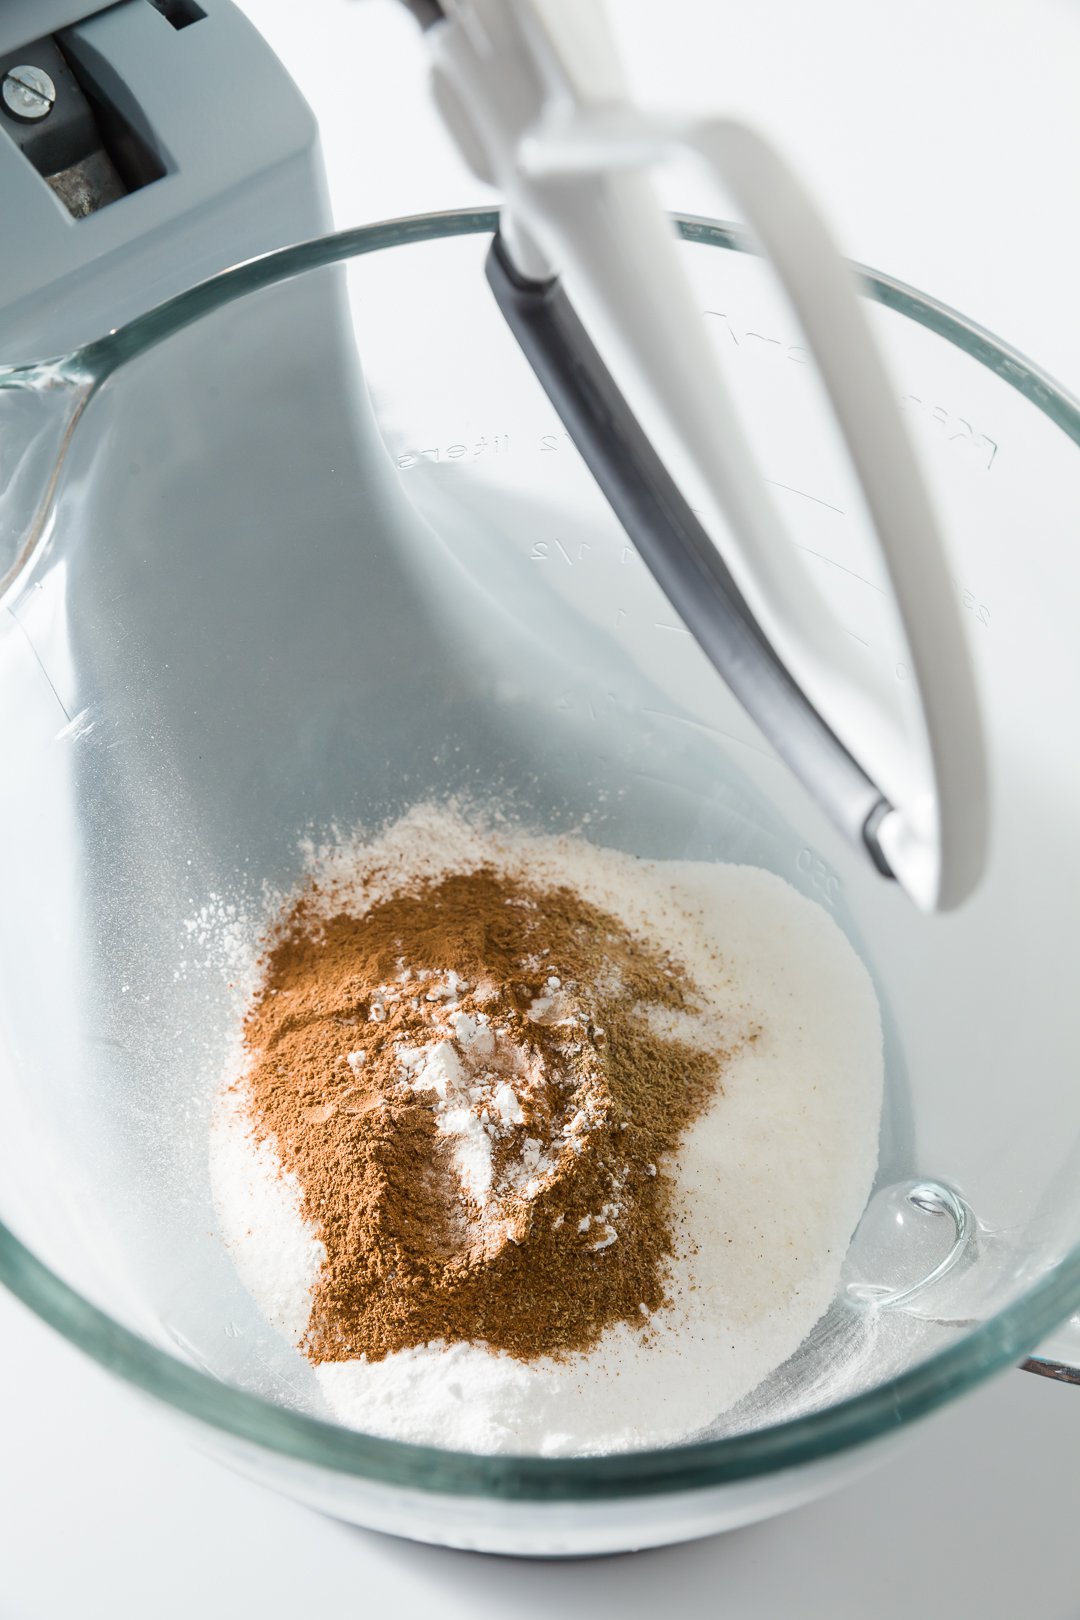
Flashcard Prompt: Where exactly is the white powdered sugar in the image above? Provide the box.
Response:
[210,804,883,1456]
[209,1084,325,1348]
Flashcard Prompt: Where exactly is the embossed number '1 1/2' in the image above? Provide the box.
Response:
[796,847,841,906]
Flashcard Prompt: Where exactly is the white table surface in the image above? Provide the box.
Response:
[3,1283,1080,1619]
[4,3,1080,1614]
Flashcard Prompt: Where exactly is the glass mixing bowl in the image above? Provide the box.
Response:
[2,210,1079,1556]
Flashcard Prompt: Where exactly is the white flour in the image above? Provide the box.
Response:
[210,804,882,1456]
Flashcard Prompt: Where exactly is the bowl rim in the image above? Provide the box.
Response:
[3,207,1080,1503]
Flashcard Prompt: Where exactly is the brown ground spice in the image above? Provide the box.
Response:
[239,867,747,1365]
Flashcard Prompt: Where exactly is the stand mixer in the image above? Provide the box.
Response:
[1,0,1079,1556]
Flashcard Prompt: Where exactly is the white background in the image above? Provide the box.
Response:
[4,2,1080,1614]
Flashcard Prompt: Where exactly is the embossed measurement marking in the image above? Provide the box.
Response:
[642,705,777,760]
[766,479,845,515]
[395,433,511,469]
[796,846,841,906]
[792,542,887,595]
[530,539,591,564]
[902,395,998,470]
[704,310,1000,471]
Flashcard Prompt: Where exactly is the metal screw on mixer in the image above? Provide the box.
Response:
[1,65,56,123]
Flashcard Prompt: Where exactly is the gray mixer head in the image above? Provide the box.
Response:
[0,0,329,362]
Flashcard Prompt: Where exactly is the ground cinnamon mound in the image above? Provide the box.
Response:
[240,866,744,1364]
